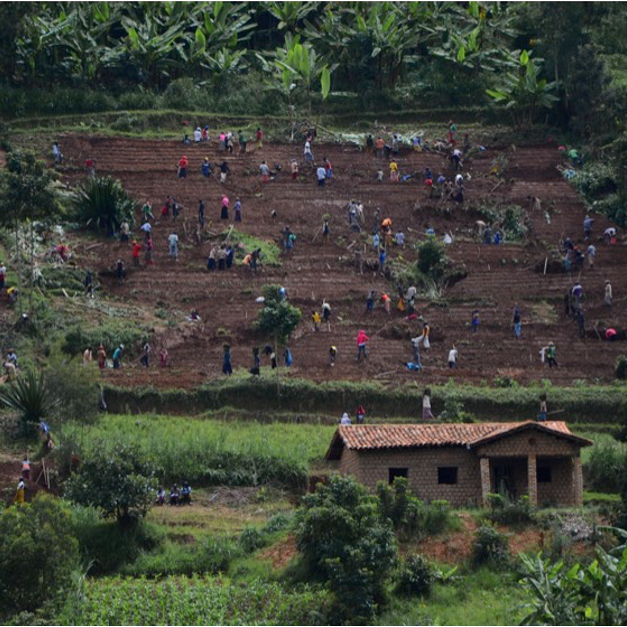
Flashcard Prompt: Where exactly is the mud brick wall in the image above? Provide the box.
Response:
[340,446,483,506]
[475,431,580,458]
[537,457,576,506]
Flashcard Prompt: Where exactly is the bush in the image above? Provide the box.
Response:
[71,505,162,574]
[124,535,239,578]
[296,474,397,623]
[395,554,434,597]
[615,355,627,380]
[239,527,267,552]
[254,284,302,342]
[71,176,137,235]
[377,477,454,539]
[0,495,79,615]
[417,239,446,279]
[486,493,535,526]
[62,320,148,356]
[471,523,510,569]
[0,369,60,437]
[584,436,625,493]
[65,443,156,525]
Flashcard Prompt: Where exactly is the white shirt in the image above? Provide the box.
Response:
[455,174,463,185]
[316,167,326,180]
[423,395,431,409]
[340,413,351,425]
[304,141,312,155]
[52,144,60,156]
[587,245,596,256]
[168,234,179,247]
[448,348,458,363]
[0,265,6,276]
[193,129,202,142]
[140,222,152,233]
[453,149,462,158]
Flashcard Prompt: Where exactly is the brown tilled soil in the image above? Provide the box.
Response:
[25,135,627,388]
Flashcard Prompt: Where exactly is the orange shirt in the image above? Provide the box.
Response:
[376,138,384,149]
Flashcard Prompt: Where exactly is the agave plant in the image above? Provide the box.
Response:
[72,176,136,235]
[0,370,61,435]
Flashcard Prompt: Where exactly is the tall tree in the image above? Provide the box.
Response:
[0,150,60,315]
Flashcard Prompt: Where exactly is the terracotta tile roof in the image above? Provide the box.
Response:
[326,421,591,459]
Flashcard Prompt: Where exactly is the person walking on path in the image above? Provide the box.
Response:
[140,341,151,367]
[234,197,242,222]
[316,165,326,187]
[422,388,434,419]
[356,329,369,362]
[97,344,107,370]
[411,336,422,370]
[605,279,612,308]
[221,195,230,220]
[168,231,179,261]
[222,345,233,376]
[304,140,314,168]
[448,345,458,369]
[198,200,205,227]
[513,305,522,338]
[329,345,337,367]
[178,155,188,178]
[132,240,141,267]
[538,394,548,422]
[142,200,155,222]
[545,341,558,368]
[112,344,124,369]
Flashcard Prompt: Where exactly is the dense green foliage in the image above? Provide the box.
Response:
[395,554,435,597]
[584,435,626,493]
[486,493,535,527]
[296,474,397,622]
[376,477,455,539]
[255,284,303,343]
[71,176,137,234]
[55,575,331,626]
[0,495,79,616]
[471,523,510,569]
[65,443,156,525]
[520,537,627,626]
[59,414,333,490]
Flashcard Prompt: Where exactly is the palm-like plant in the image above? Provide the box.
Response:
[72,176,136,235]
[0,370,61,435]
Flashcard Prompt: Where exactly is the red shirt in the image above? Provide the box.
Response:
[256,130,263,141]
[179,157,188,168]
[132,243,141,257]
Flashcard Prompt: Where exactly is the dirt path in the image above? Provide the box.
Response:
[33,135,627,389]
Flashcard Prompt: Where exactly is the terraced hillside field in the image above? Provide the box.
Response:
[40,134,627,388]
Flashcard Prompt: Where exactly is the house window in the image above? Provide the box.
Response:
[389,468,408,483]
[438,467,458,484]
[538,466,552,483]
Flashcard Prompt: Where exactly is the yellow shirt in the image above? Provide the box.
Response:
[312,313,321,324]
[389,162,398,172]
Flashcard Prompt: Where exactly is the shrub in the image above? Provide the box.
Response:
[239,527,267,552]
[471,523,510,568]
[71,505,162,574]
[615,355,627,380]
[486,493,535,526]
[0,495,79,615]
[124,536,239,578]
[71,176,137,235]
[62,320,148,356]
[296,474,397,622]
[254,284,302,343]
[65,443,156,526]
[0,369,60,436]
[395,554,434,597]
[377,477,454,539]
[584,436,625,493]
[417,239,445,279]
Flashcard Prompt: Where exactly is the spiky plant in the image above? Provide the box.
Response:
[72,176,136,235]
[0,370,61,435]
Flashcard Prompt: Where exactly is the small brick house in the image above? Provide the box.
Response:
[325,422,592,507]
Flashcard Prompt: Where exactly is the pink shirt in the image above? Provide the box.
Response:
[222,196,230,207]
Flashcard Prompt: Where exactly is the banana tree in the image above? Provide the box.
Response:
[486,50,558,127]
[258,35,334,119]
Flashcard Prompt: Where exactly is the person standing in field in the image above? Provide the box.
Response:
[221,195,230,220]
[132,240,141,267]
[423,388,434,419]
[448,345,458,369]
[178,155,188,178]
[140,341,151,368]
[168,231,179,261]
[356,329,369,362]
[234,197,242,222]
[538,394,548,422]
[222,345,233,376]
[238,130,247,154]
[604,280,612,308]
[304,140,314,168]
[513,305,522,339]
[97,344,107,370]
[112,344,124,369]
[256,127,263,149]
[291,159,299,179]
